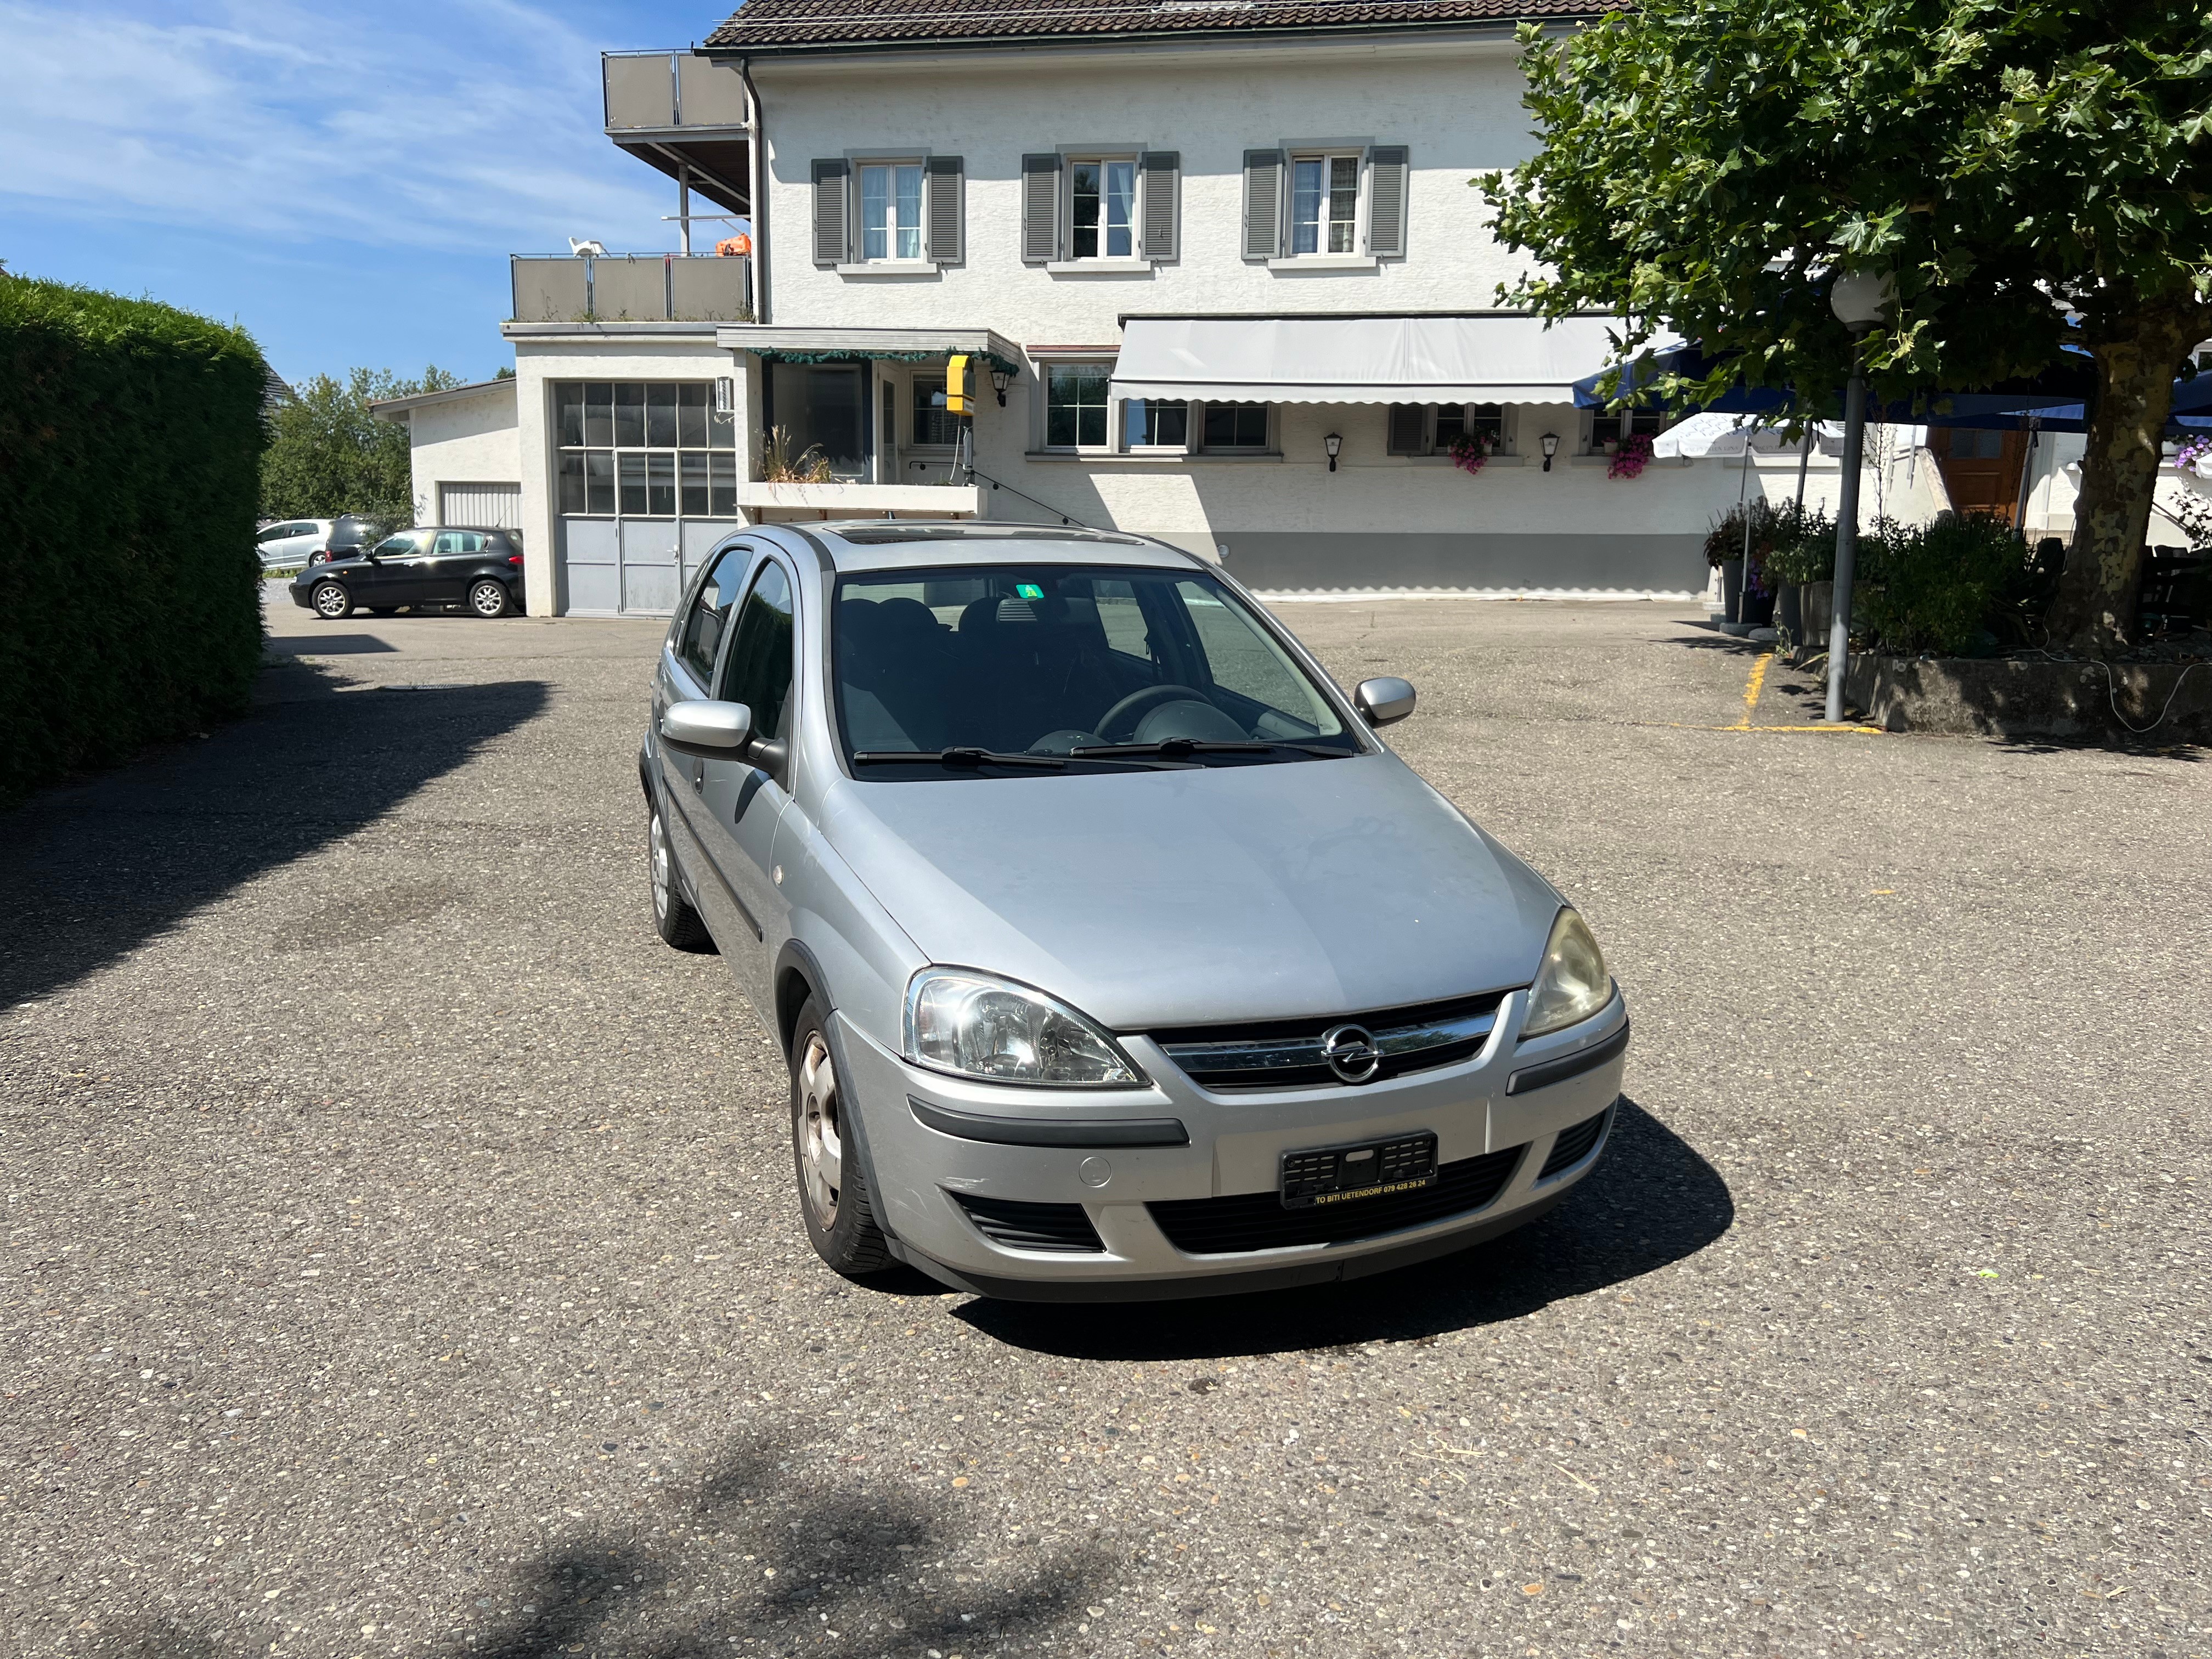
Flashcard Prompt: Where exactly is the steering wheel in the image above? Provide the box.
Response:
[1095,684,1211,743]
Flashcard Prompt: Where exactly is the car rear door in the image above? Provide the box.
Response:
[654,543,757,955]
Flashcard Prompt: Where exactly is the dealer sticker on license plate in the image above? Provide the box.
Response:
[1279,1132,1439,1209]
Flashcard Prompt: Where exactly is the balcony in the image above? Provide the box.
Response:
[511,254,752,324]
[602,50,751,221]
[736,482,988,521]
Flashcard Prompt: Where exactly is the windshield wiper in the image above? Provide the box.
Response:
[853,747,1066,771]
[1071,738,1351,760]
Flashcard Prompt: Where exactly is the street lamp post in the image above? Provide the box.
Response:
[1825,269,1893,724]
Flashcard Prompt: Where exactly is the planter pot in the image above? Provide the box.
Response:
[1802,580,1833,651]
[1776,583,1804,642]
[1720,559,1745,624]
[1741,584,1775,627]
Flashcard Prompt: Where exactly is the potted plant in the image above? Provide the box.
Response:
[1448,432,1498,475]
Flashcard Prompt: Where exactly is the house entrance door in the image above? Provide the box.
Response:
[1931,427,2029,523]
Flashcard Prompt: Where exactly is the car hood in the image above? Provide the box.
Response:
[815,753,1561,1031]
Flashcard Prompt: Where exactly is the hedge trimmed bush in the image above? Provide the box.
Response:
[0,276,267,806]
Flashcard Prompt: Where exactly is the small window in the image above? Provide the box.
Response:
[1070,159,1136,259]
[1124,399,1188,450]
[677,545,748,690]
[1200,403,1269,452]
[912,375,961,447]
[859,162,923,261]
[1289,154,1361,255]
[1045,363,1111,449]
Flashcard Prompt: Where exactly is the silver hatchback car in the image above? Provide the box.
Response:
[642,523,1628,1301]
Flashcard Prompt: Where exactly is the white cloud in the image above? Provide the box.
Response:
[0,0,673,254]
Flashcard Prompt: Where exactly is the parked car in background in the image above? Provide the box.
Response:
[256,516,380,571]
[641,522,1629,1301]
[290,527,526,619]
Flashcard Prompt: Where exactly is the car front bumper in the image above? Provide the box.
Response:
[832,990,1628,1301]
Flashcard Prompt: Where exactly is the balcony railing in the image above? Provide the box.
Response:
[510,255,752,324]
[603,50,749,133]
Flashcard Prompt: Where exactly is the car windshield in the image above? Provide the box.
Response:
[833,563,1358,776]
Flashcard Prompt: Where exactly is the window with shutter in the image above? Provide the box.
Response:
[1138,151,1179,262]
[1242,149,1284,261]
[1021,153,1060,264]
[811,159,850,267]
[1387,404,1427,456]
[1367,145,1410,259]
[924,156,963,266]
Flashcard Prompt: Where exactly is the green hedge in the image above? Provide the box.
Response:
[0,277,268,806]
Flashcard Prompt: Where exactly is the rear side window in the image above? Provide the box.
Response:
[676,546,749,690]
[718,561,795,741]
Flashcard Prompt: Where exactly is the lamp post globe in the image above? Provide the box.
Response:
[1829,269,1896,332]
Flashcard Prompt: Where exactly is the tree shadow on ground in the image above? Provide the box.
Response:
[0,658,548,1009]
[958,1094,1732,1362]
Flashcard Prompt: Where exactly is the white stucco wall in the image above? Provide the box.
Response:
[405,383,521,526]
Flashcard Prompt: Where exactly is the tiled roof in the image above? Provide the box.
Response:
[706,0,1617,52]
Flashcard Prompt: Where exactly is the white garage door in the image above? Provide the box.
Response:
[439,481,522,530]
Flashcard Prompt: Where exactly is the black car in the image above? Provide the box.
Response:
[291,527,526,619]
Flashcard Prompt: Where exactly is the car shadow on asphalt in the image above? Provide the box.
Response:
[0,657,548,1010]
[957,1095,1733,1361]
[93,1435,1112,1659]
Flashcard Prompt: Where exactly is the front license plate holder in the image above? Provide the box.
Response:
[1279,1132,1439,1209]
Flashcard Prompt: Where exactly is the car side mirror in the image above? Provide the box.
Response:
[661,699,753,753]
[1355,676,1417,727]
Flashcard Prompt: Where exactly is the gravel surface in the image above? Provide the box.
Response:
[2,585,2206,1659]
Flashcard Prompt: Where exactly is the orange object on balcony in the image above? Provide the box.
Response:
[715,234,753,257]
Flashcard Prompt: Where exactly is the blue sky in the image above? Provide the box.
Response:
[2,0,728,386]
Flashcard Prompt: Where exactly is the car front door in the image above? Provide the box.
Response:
[696,555,800,1018]
[656,543,755,953]
[357,532,433,607]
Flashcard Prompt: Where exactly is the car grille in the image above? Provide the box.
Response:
[1538,1107,1611,1179]
[1151,991,1507,1092]
[952,1193,1104,1254]
[1147,1144,1525,1255]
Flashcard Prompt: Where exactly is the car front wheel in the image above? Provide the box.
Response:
[311,581,352,619]
[789,997,894,1279]
[469,579,512,618]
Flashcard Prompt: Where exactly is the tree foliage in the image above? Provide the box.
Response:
[1481,0,2212,651]
[259,365,461,528]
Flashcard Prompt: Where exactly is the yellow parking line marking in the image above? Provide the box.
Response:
[1632,720,1886,735]
[1736,652,1773,729]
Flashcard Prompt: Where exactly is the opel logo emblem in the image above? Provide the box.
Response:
[1319,1023,1382,1084]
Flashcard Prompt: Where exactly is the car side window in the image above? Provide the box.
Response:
[718,560,795,743]
[676,545,749,691]
[433,532,465,556]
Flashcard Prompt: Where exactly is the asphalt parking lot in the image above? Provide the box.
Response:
[3,579,2207,1659]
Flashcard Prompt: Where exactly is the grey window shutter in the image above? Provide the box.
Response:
[1021,153,1060,264]
[925,156,963,266]
[1138,150,1180,262]
[812,159,850,267]
[1242,149,1284,261]
[1387,404,1427,456]
[1368,145,1410,259]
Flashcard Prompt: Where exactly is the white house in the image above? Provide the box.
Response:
[388,0,1916,619]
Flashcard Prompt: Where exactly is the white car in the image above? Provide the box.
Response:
[256,517,375,572]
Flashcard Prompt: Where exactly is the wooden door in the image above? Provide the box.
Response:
[1932,427,2029,522]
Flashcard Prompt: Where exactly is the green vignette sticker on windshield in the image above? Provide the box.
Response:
[1015,582,1045,600]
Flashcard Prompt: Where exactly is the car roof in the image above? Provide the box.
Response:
[776,521,1206,575]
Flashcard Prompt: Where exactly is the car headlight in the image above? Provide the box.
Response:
[1522,909,1614,1038]
[904,967,1147,1088]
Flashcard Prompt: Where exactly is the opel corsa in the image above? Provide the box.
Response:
[642,523,1628,1300]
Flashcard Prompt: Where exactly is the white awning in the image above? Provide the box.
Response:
[1109,314,1640,405]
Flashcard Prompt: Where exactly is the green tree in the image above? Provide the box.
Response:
[259,365,461,528]
[1480,0,2212,654]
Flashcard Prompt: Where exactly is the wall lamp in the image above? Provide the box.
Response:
[1324,432,1343,472]
[990,366,1013,407]
[1539,431,1561,472]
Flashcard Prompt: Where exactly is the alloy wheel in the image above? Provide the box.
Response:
[313,583,348,618]
[471,580,506,617]
[797,1032,843,1228]
[648,810,672,922]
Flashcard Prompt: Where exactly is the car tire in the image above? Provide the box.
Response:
[789,996,895,1279]
[469,579,512,619]
[308,549,330,566]
[647,802,714,952]
[311,581,352,619]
